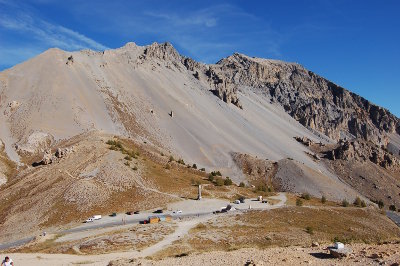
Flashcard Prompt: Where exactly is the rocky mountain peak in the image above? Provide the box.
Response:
[142,42,181,62]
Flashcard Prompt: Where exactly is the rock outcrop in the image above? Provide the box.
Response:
[34,146,74,166]
[209,53,399,146]
[325,140,399,169]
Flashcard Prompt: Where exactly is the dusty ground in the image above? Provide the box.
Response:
[151,206,400,259]
[110,243,400,266]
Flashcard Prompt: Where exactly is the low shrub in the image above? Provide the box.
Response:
[321,195,326,204]
[224,177,233,186]
[353,197,362,207]
[301,193,311,200]
[305,226,314,235]
[239,182,245,188]
[215,177,224,186]
[296,198,303,206]
[342,199,349,207]
[389,205,397,211]
[378,200,384,209]
[192,164,197,169]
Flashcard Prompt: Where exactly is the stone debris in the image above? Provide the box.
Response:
[36,146,75,166]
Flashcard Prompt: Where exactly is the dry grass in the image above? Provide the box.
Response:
[286,193,340,207]
[152,206,400,259]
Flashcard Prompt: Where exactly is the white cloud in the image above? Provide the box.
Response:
[0,12,108,51]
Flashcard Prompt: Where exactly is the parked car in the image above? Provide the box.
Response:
[85,218,94,223]
[134,211,140,214]
[173,210,182,214]
[234,200,241,204]
[239,197,246,203]
[92,215,102,220]
[126,211,134,215]
[153,209,163,214]
[110,212,117,217]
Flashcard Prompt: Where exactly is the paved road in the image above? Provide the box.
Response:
[0,193,287,251]
[387,211,400,227]
[0,237,35,251]
[0,211,216,251]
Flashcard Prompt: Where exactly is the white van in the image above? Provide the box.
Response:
[92,215,102,220]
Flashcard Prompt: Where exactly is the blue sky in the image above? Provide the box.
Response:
[1,0,399,117]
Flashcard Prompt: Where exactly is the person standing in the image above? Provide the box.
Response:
[1,256,14,266]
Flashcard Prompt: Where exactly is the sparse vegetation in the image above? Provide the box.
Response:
[305,226,314,235]
[301,193,311,200]
[208,174,214,182]
[378,200,385,209]
[165,164,171,170]
[353,197,362,207]
[200,168,205,172]
[177,158,185,165]
[296,198,303,206]
[132,166,138,171]
[239,182,245,188]
[124,155,132,161]
[321,195,326,204]
[210,171,222,176]
[192,164,197,169]
[224,177,233,186]
[124,161,130,166]
[257,185,267,192]
[214,177,224,186]
[342,199,349,207]
[389,205,396,211]
[169,156,174,163]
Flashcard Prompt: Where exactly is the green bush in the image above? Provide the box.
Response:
[353,197,362,207]
[215,177,224,186]
[208,174,214,182]
[192,164,197,169]
[257,185,267,192]
[342,199,349,207]
[389,205,396,211]
[378,200,384,209]
[296,198,303,206]
[321,195,326,204]
[305,226,314,235]
[361,200,367,207]
[177,158,185,165]
[301,193,311,200]
[239,182,245,188]
[124,155,132,161]
[200,168,205,172]
[224,177,233,186]
[211,171,222,176]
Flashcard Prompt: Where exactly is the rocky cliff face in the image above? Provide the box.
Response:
[208,53,399,146]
